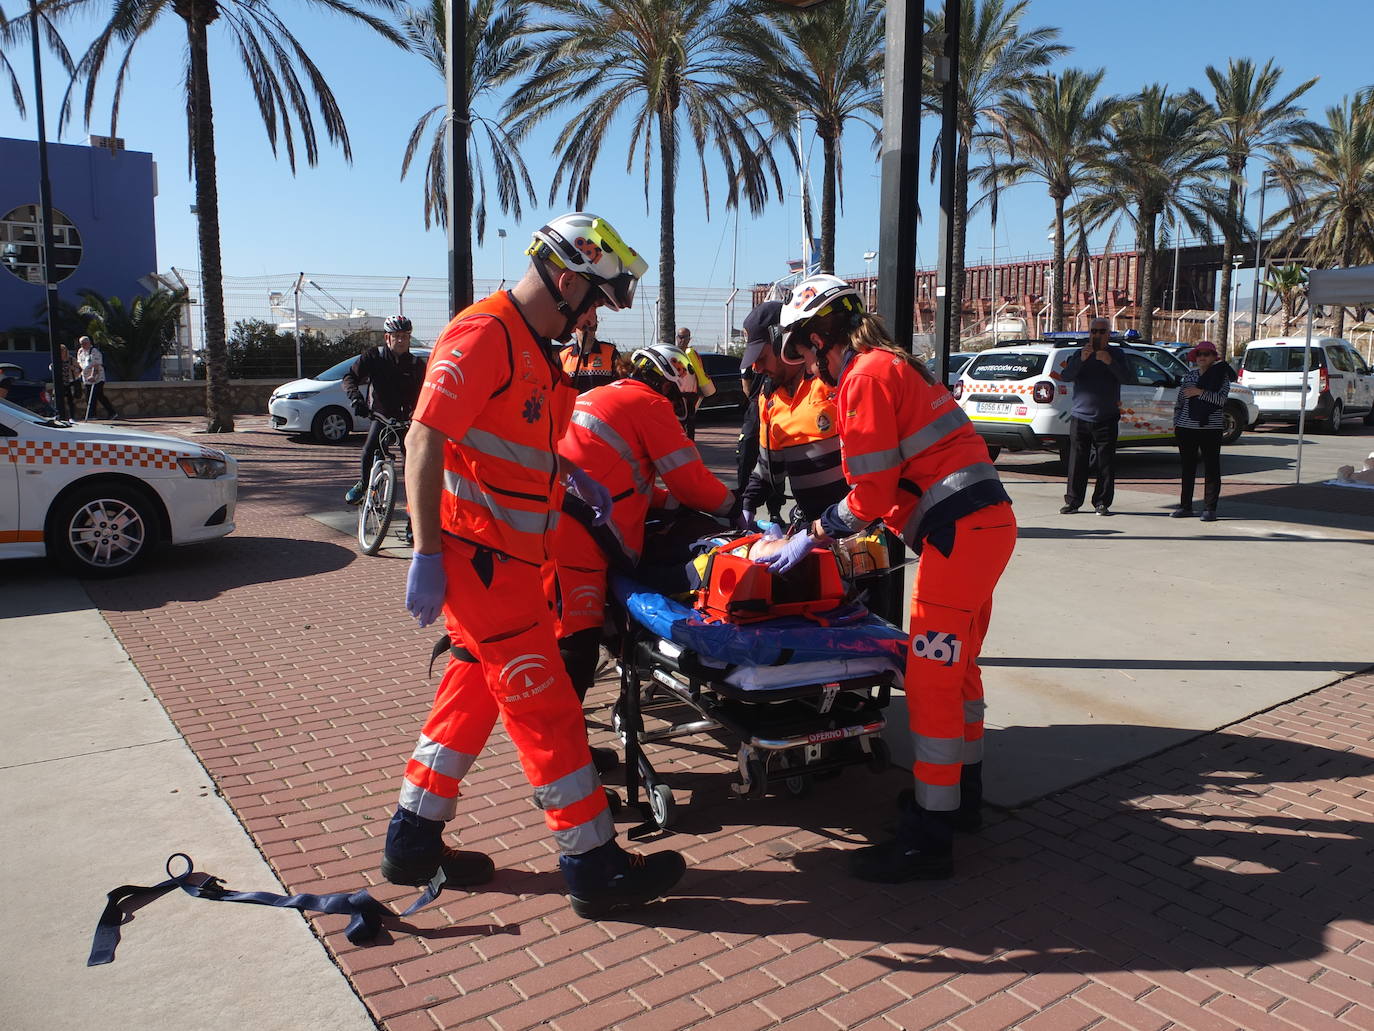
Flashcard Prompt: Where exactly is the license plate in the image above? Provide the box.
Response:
[977,402,1013,415]
[1254,390,1282,398]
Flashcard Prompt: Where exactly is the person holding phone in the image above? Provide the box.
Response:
[1059,317,1128,516]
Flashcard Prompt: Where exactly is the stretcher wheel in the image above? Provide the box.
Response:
[648,783,675,828]
[611,699,624,738]
[867,738,892,773]
[784,772,812,798]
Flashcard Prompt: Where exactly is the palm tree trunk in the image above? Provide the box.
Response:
[1215,168,1241,358]
[185,8,233,432]
[1051,194,1066,331]
[657,108,676,343]
[950,137,969,340]
[1139,210,1158,342]
[1335,227,1354,337]
[820,129,836,275]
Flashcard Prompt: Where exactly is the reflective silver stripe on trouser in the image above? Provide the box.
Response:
[460,425,558,474]
[555,809,616,855]
[398,733,478,821]
[571,410,650,495]
[444,470,556,535]
[900,463,1001,545]
[911,734,964,811]
[964,698,986,763]
[532,762,617,855]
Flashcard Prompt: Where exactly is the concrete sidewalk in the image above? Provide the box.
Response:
[4,414,1373,1031]
[0,565,375,1031]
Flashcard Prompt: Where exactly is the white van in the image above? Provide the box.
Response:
[1238,337,1374,433]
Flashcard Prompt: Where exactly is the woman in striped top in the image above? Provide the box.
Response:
[1171,341,1230,522]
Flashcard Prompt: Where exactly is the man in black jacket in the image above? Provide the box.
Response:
[343,315,427,509]
[1060,317,1130,516]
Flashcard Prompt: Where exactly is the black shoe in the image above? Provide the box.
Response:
[1059,504,1080,515]
[591,746,620,775]
[850,838,953,883]
[1170,506,1194,518]
[561,840,687,919]
[381,845,495,888]
[1200,509,1217,522]
[1095,504,1112,516]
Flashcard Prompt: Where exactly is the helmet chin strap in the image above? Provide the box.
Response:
[535,261,600,343]
[812,339,840,387]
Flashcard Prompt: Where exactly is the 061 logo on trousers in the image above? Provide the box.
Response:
[911,631,962,666]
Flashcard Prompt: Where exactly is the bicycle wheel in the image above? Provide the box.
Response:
[357,458,396,554]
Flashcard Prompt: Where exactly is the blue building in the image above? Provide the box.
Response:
[0,135,157,378]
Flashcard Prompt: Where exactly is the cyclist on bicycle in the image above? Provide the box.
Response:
[343,315,426,510]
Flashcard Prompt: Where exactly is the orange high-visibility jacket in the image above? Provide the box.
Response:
[557,378,733,563]
[827,349,1008,547]
[413,291,577,564]
[557,339,620,393]
[744,375,848,522]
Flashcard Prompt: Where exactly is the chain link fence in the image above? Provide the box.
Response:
[167,269,752,380]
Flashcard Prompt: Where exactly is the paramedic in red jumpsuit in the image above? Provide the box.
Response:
[761,273,1017,883]
[390,212,685,918]
[548,344,738,720]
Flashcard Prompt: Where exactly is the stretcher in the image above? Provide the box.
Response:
[607,572,907,836]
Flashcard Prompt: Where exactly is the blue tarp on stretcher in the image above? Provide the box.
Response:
[610,574,908,668]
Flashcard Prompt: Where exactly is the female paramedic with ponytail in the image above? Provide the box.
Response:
[758,273,1017,884]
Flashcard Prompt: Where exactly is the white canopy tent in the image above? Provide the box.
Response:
[1296,265,1374,482]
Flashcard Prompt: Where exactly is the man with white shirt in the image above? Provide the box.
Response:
[77,335,118,420]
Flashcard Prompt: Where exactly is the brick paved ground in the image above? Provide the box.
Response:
[87,416,1374,1031]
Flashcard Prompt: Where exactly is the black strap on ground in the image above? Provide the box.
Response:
[88,853,389,966]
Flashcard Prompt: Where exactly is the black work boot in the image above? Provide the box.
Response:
[852,799,954,883]
[380,807,495,888]
[948,761,983,832]
[590,746,620,775]
[560,839,686,919]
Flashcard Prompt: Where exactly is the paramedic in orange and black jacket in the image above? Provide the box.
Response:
[389,212,684,920]
[761,274,1016,885]
[556,314,620,393]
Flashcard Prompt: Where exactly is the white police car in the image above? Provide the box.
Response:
[954,342,1180,466]
[1,401,238,576]
[268,351,430,443]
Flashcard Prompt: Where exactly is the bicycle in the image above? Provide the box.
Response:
[357,415,410,555]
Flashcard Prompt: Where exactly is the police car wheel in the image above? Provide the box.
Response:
[50,483,160,578]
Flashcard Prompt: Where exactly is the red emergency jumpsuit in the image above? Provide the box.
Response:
[558,339,620,393]
[400,291,613,856]
[548,377,733,639]
[826,349,1016,813]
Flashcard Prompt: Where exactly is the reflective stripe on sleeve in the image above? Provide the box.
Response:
[653,444,700,476]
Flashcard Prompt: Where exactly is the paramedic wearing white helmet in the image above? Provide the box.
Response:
[387,212,686,919]
[759,273,1016,885]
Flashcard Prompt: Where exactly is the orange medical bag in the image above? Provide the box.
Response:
[693,532,848,625]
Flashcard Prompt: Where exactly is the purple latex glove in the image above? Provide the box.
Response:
[758,531,819,575]
[567,468,613,526]
[406,551,446,628]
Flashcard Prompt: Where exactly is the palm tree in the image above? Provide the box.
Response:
[1200,58,1315,357]
[0,2,75,116]
[760,0,884,275]
[506,0,786,343]
[923,0,1066,340]
[77,286,189,379]
[983,67,1119,331]
[58,0,406,432]
[1268,96,1374,337]
[1071,85,1230,343]
[1262,263,1307,335]
[399,0,538,273]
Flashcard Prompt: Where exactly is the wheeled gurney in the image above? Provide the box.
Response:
[607,573,907,835]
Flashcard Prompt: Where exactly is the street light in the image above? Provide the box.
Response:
[1249,169,1277,344]
[863,250,877,279]
[497,228,508,286]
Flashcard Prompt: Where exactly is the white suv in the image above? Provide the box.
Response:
[268,351,431,444]
[954,343,1183,466]
[1238,337,1374,433]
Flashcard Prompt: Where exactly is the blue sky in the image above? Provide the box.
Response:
[3,0,1371,331]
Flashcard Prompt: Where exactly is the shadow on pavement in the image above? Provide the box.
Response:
[85,535,356,609]
[606,723,1374,976]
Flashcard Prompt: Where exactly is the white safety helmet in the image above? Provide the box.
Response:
[628,345,690,421]
[526,212,649,312]
[778,273,864,364]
